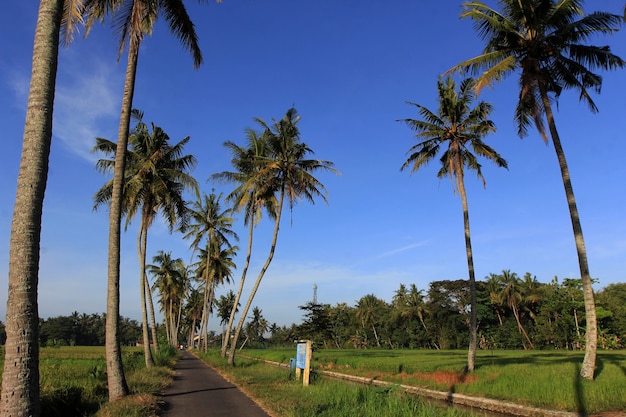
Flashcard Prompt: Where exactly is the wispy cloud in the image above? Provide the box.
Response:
[372,241,428,260]
[53,59,122,162]
[5,54,123,163]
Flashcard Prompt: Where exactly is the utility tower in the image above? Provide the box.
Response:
[312,283,318,304]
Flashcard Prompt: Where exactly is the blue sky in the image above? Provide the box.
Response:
[1,1,625,330]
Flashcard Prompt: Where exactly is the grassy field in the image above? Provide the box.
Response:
[235,348,626,415]
[197,349,478,417]
[1,346,623,416]
[1,345,177,417]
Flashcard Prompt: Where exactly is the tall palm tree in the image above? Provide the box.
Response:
[192,240,238,351]
[183,191,238,351]
[486,272,506,326]
[83,0,219,397]
[356,294,385,347]
[399,77,507,372]
[1,1,83,415]
[148,250,188,347]
[93,110,198,367]
[215,290,239,345]
[212,131,277,357]
[183,285,204,347]
[449,0,624,380]
[497,269,535,349]
[212,129,278,358]
[406,283,428,333]
[226,108,338,365]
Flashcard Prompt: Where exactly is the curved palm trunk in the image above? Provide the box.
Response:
[204,279,216,351]
[1,1,62,414]
[138,223,155,367]
[222,211,255,357]
[457,175,478,372]
[105,32,144,399]
[228,193,284,365]
[174,299,184,347]
[145,273,159,352]
[540,89,597,380]
[199,285,209,351]
[512,304,533,349]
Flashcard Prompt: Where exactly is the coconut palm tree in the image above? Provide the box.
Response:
[1,1,84,414]
[486,273,506,326]
[83,0,220,397]
[212,129,278,358]
[449,0,624,380]
[215,290,239,345]
[148,250,188,347]
[226,108,338,365]
[356,294,385,347]
[497,270,535,349]
[183,191,238,351]
[93,110,198,367]
[192,240,238,351]
[183,285,204,347]
[399,77,507,372]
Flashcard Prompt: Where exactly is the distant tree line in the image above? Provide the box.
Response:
[0,313,141,347]
[236,275,625,352]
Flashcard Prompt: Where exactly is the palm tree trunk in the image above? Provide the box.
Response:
[372,325,381,347]
[513,306,534,349]
[175,300,184,347]
[540,89,597,380]
[222,210,255,357]
[458,175,478,372]
[105,30,144,400]
[145,273,159,353]
[229,192,284,365]
[138,224,155,367]
[1,1,62,414]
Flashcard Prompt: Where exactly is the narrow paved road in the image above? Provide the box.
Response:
[160,350,272,417]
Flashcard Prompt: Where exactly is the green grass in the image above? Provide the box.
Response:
[237,348,626,414]
[0,345,177,417]
[197,350,476,417]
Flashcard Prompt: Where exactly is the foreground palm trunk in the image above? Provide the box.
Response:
[457,172,478,372]
[1,1,62,415]
[138,223,155,367]
[541,91,597,379]
[105,37,142,399]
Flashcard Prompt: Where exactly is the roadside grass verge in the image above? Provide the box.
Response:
[239,348,626,415]
[197,349,477,417]
[0,345,178,417]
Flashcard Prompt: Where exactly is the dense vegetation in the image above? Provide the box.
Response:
[240,278,626,352]
[3,276,622,354]
[0,314,141,348]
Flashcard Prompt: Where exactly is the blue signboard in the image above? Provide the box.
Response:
[296,342,307,369]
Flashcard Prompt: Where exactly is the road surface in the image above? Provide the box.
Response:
[160,350,273,417]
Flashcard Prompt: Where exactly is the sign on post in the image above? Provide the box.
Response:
[295,340,312,386]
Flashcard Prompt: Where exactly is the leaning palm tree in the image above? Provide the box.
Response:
[211,129,278,358]
[93,110,198,367]
[497,270,534,349]
[448,0,624,380]
[83,0,220,398]
[1,1,83,414]
[225,108,339,365]
[399,77,507,372]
